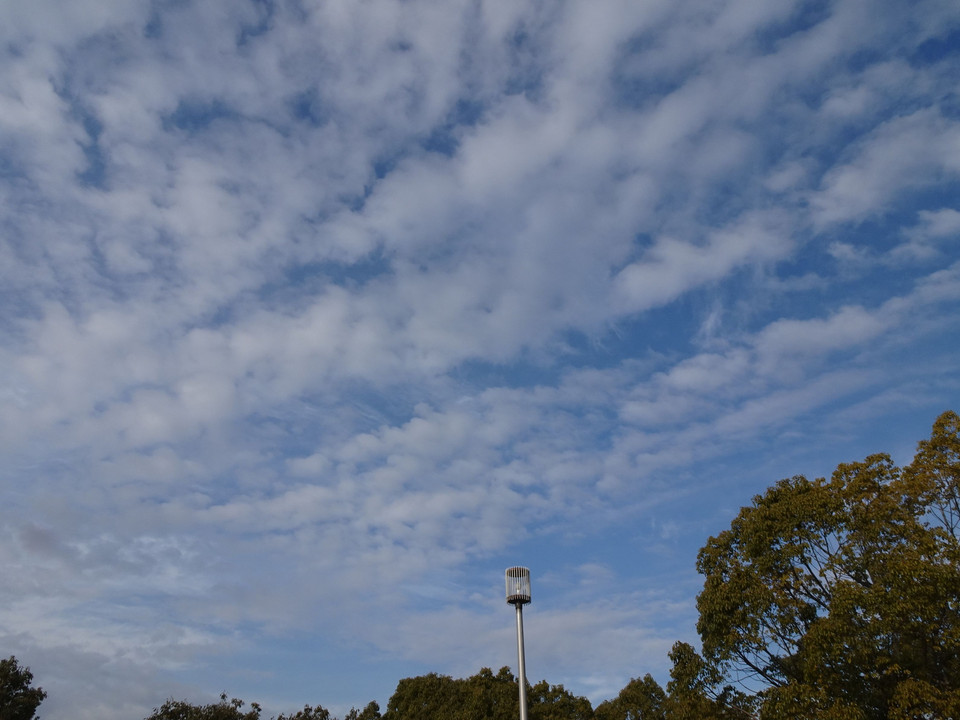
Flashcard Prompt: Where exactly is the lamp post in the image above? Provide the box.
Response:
[505,567,531,720]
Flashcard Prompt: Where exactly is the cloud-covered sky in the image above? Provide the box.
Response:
[1,0,959,717]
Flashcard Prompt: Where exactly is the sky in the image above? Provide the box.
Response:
[1,0,959,718]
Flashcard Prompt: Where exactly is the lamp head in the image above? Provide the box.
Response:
[505,566,531,605]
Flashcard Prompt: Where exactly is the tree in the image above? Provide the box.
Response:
[0,656,46,720]
[382,671,465,720]
[460,667,520,720]
[382,667,593,720]
[695,411,960,719]
[343,701,380,720]
[593,644,752,720]
[144,695,340,720]
[275,705,332,720]
[145,694,262,720]
[594,674,666,720]
[528,679,594,720]
[662,643,752,720]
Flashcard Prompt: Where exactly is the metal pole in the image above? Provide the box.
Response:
[515,603,528,720]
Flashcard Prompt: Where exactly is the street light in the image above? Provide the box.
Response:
[505,567,531,720]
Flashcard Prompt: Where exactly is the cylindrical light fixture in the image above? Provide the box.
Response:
[505,567,531,720]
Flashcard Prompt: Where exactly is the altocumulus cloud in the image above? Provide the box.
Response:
[1,0,959,718]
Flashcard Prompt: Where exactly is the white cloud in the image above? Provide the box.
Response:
[916,208,960,238]
[613,212,791,313]
[891,207,960,260]
[812,109,960,226]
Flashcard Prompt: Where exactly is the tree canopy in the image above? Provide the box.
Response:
[696,410,960,719]
[145,694,264,720]
[143,693,348,720]
[0,656,46,720]
[593,641,753,720]
[381,667,592,720]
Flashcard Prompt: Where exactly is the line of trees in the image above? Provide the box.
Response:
[5,412,959,720]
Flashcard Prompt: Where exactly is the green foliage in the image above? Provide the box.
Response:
[0,656,47,720]
[460,667,520,720]
[343,701,381,720]
[382,667,593,720]
[664,643,753,720]
[383,671,467,720]
[695,411,960,719]
[275,704,332,720]
[594,674,666,720]
[144,695,342,720]
[145,694,263,720]
[594,644,753,720]
[529,679,594,720]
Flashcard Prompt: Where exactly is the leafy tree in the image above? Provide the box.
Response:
[458,667,520,720]
[382,671,464,720]
[593,644,752,720]
[275,704,332,720]
[662,643,752,720]
[145,694,262,720]
[695,411,960,719]
[0,656,47,720]
[594,673,666,720]
[343,701,380,720]
[528,679,593,720]
[383,667,592,720]
[144,695,341,720]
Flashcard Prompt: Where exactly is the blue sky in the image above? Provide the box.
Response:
[1,0,959,718]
